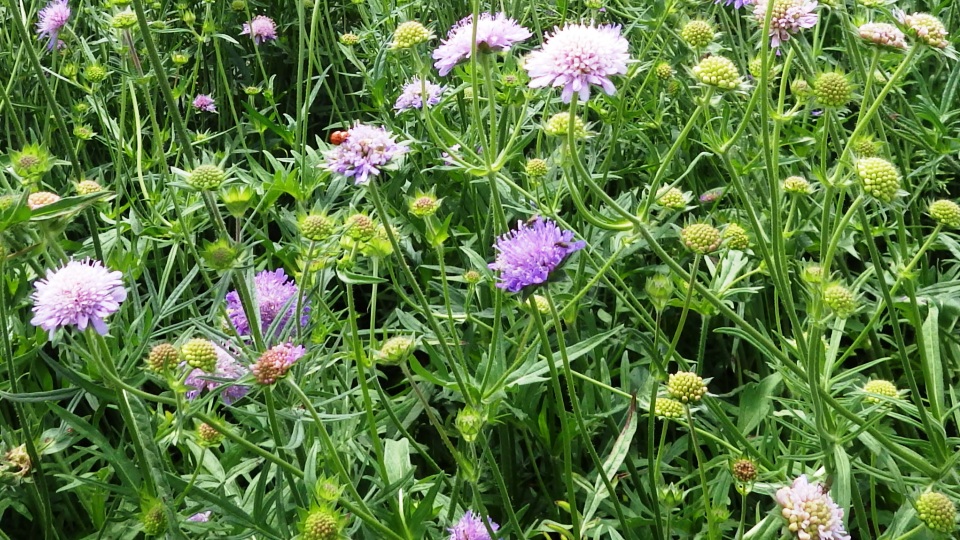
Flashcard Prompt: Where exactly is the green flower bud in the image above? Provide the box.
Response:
[645,274,674,311]
[693,56,740,90]
[823,284,857,318]
[916,491,956,533]
[339,32,360,46]
[111,10,138,29]
[928,199,960,228]
[666,371,707,403]
[146,343,178,372]
[377,337,415,365]
[525,158,549,178]
[814,72,852,108]
[196,422,225,447]
[856,157,901,203]
[140,501,166,536]
[181,338,217,373]
[408,194,441,218]
[455,405,486,443]
[783,176,812,195]
[653,397,684,419]
[655,62,674,80]
[862,379,899,404]
[723,223,749,250]
[680,223,722,254]
[187,164,227,190]
[391,21,433,49]
[344,214,376,240]
[680,20,715,48]
[84,63,109,83]
[301,506,341,540]
[300,214,336,241]
[656,186,687,210]
[544,112,587,139]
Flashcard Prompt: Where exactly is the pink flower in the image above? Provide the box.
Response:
[192,94,216,112]
[433,13,531,76]
[31,259,126,335]
[36,0,71,50]
[754,0,819,48]
[525,23,630,103]
[858,22,907,49]
[775,475,850,540]
[251,343,305,385]
[241,15,277,44]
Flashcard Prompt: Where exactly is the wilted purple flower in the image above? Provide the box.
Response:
[36,0,71,50]
[241,15,277,44]
[717,0,754,8]
[525,23,630,103]
[754,0,818,48]
[448,510,499,540]
[184,345,249,404]
[192,94,216,112]
[187,511,211,523]
[31,259,126,335]
[433,13,532,76]
[489,217,585,292]
[395,77,445,112]
[775,475,850,540]
[226,269,309,340]
[323,123,406,184]
[251,343,306,385]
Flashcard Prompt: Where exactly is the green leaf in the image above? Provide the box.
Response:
[582,396,637,523]
[921,305,945,422]
[736,373,782,434]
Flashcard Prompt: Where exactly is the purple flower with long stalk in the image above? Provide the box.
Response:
[241,15,277,44]
[754,0,819,48]
[225,269,310,339]
[323,123,406,184]
[433,13,531,76]
[717,0,754,8]
[31,259,126,335]
[36,0,71,50]
[448,510,499,540]
[192,94,216,112]
[488,217,585,292]
[394,77,445,112]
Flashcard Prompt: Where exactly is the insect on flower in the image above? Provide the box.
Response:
[330,131,349,145]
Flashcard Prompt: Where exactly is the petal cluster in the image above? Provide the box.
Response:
[31,259,126,335]
[432,13,532,76]
[525,23,630,103]
[225,269,310,339]
[754,0,819,48]
[36,0,71,50]
[192,94,217,112]
[488,217,585,292]
[184,345,250,404]
[323,123,406,184]
[241,15,278,44]
[448,510,499,540]
[251,343,306,385]
[394,77,445,112]
[775,475,850,540]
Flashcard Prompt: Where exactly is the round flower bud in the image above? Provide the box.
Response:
[856,157,901,203]
[666,79,681,95]
[667,371,707,403]
[300,214,335,241]
[83,64,109,84]
[339,32,360,46]
[645,274,675,311]
[455,405,486,443]
[77,180,103,195]
[693,56,741,90]
[201,239,240,271]
[197,422,224,447]
[862,379,898,404]
[723,223,749,250]
[61,62,78,78]
[500,73,521,87]
[230,0,246,11]
[409,194,441,218]
[111,10,138,29]
[791,78,811,98]
[899,12,949,49]
[531,294,550,314]
[181,10,196,25]
[656,186,686,210]
[814,72,852,108]
[12,145,52,178]
[27,191,60,210]
[378,336,415,365]
[243,86,261,96]
[802,265,824,284]
[316,476,343,502]
[858,22,907,49]
[187,164,227,191]
[748,57,763,79]
[584,0,603,9]
[661,483,684,508]
[916,492,956,533]
[73,125,95,141]
[928,199,960,228]
[301,507,341,540]
[681,223,722,254]
[653,397,684,419]
[146,343,178,372]
[851,136,879,157]
[525,158,549,178]
[181,338,217,373]
[464,270,482,284]
[221,185,254,217]
[655,62,674,80]
[140,502,166,536]
[680,20,715,48]
[344,214,376,240]
[391,21,433,49]
[544,112,587,139]
[731,458,757,483]
[824,284,857,318]
[783,175,812,195]
[171,52,190,66]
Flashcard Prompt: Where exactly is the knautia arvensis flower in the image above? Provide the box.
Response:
[693,56,741,90]
[394,77,444,112]
[667,371,707,403]
[681,223,722,254]
[36,0,71,50]
[241,15,277,44]
[915,491,956,533]
[323,123,406,185]
[433,13,531,76]
[775,475,850,540]
[823,283,857,318]
[862,379,898,404]
[448,510,499,540]
[488,217,585,292]
[895,11,949,49]
[391,21,433,49]
[856,157,901,203]
[225,268,310,339]
[928,199,960,228]
[653,397,684,419]
[252,343,306,385]
[680,20,715,48]
[858,22,907,49]
[753,0,819,48]
[192,94,216,113]
[27,191,60,210]
[814,72,852,108]
[31,259,126,335]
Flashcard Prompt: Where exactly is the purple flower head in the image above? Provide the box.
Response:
[184,345,250,404]
[717,0,754,8]
[433,13,532,76]
[754,0,818,48]
[36,0,71,51]
[488,217,585,293]
[31,259,126,335]
[226,269,310,340]
[448,510,499,540]
[525,23,630,103]
[775,475,850,540]
[699,188,724,204]
[192,94,216,112]
[241,15,277,44]
[187,511,212,523]
[395,77,445,112]
[323,123,406,184]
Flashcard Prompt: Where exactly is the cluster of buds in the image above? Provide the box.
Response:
[681,223,722,254]
[693,56,741,90]
[862,379,899,404]
[187,164,228,191]
[146,343,179,372]
[391,21,433,49]
[680,20,715,48]
[915,491,956,533]
[667,371,707,403]
[653,397,684,419]
[814,72,852,108]
[181,338,218,373]
[300,506,344,540]
[544,112,588,139]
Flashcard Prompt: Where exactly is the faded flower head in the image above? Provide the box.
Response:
[525,23,630,103]
[895,11,949,49]
[928,199,960,228]
[448,510,499,540]
[732,458,758,483]
[252,343,306,385]
[31,259,126,335]
[12,144,53,178]
[225,269,310,339]
[693,56,741,89]
[432,13,532,76]
[783,176,812,195]
[488,217,585,293]
[666,371,707,403]
[146,343,179,372]
[27,191,60,210]
[192,94,216,113]
[241,15,278,44]
[394,77,444,112]
[916,491,956,533]
[775,475,850,540]
[36,0,71,50]
[392,21,433,49]
[378,336,415,365]
[753,0,819,48]
[184,345,250,404]
[323,123,406,185]
[196,422,224,447]
[858,23,907,49]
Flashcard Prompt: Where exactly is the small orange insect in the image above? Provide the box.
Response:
[330,130,349,145]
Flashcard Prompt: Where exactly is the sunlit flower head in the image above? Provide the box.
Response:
[241,15,277,44]
[775,475,850,540]
[432,13,532,76]
[323,123,406,184]
[754,0,819,48]
[394,77,445,112]
[488,217,585,292]
[36,0,71,51]
[31,259,126,335]
[525,23,630,103]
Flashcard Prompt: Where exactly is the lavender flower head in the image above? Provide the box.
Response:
[433,13,532,76]
[323,123,406,184]
[192,94,216,112]
[187,511,212,523]
[525,23,630,103]
[241,15,277,44]
[395,77,445,112]
[36,0,71,51]
[717,0,754,8]
[184,345,249,404]
[252,343,306,385]
[226,269,309,340]
[775,475,850,540]
[31,259,126,335]
[488,217,585,293]
[754,0,819,48]
[448,510,499,540]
